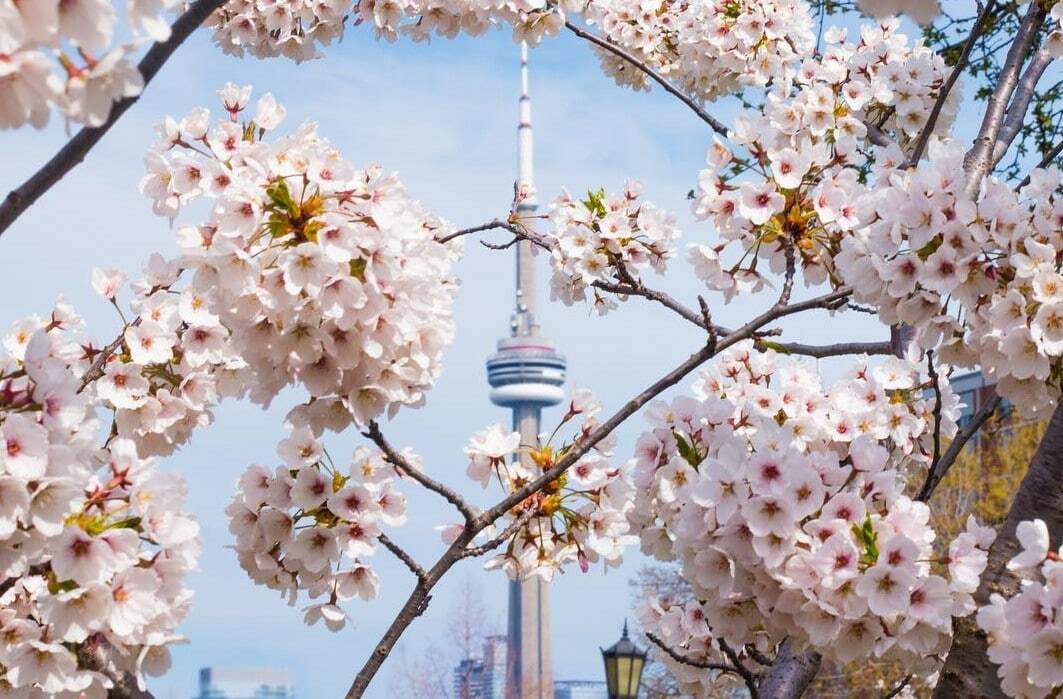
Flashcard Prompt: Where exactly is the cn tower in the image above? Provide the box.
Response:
[484,42,566,699]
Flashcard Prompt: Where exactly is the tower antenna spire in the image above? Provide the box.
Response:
[513,41,539,338]
[486,42,566,699]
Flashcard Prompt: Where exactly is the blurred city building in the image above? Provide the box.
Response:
[193,667,294,699]
[553,680,609,699]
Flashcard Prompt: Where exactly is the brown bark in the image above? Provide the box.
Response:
[758,640,821,699]
[934,403,1063,697]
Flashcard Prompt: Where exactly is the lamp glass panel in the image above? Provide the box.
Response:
[604,654,618,696]
[630,656,645,694]
[616,656,634,698]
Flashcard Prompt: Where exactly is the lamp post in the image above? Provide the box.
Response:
[600,621,647,699]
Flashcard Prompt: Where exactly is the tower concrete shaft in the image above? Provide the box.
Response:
[484,41,561,699]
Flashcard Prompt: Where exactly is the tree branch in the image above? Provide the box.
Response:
[460,507,537,559]
[1016,138,1063,190]
[906,0,996,168]
[991,47,1055,165]
[758,639,821,699]
[377,533,428,585]
[363,422,478,525]
[916,394,1002,502]
[563,20,730,136]
[0,0,227,239]
[645,632,757,697]
[962,0,1048,196]
[344,289,863,696]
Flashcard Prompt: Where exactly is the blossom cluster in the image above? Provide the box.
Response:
[627,341,989,690]
[208,0,564,59]
[227,427,406,631]
[463,390,636,581]
[546,182,679,314]
[140,85,461,429]
[580,0,816,102]
[689,19,960,298]
[837,140,1063,415]
[0,0,182,130]
[978,519,1063,698]
[0,306,199,695]
[84,260,250,458]
[208,0,353,62]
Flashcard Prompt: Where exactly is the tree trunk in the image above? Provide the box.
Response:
[759,640,822,699]
[934,403,1063,697]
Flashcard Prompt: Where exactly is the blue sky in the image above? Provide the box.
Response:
[0,20,895,699]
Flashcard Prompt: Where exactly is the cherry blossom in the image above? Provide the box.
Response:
[628,341,986,691]
[227,430,408,631]
[689,19,961,299]
[836,140,1063,414]
[546,182,679,314]
[978,519,1063,698]
[136,86,461,436]
[475,389,636,581]
[0,306,198,696]
[0,0,182,130]
[580,0,816,101]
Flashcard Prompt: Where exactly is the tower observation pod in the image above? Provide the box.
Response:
[485,41,565,699]
[486,337,567,409]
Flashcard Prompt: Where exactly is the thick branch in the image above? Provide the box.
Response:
[758,640,821,699]
[935,402,1063,696]
[0,0,227,238]
[991,47,1054,165]
[962,1,1048,195]
[563,20,730,135]
[364,422,477,525]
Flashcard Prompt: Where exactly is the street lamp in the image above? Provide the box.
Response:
[600,621,647,699]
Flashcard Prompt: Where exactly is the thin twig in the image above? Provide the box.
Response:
[883,674,913,699]
[1017,138,1063,190]
[0,0,228,238]
[364,422,477,525]
[78,326,136,393]
[378,533,428,585]
[926,350,943,483]
[906,0,996,168]
[563,20,730,135]
[917,394,1003,501]
[460,507,538,559]
[718,638,761,698]
[645,632,755,695]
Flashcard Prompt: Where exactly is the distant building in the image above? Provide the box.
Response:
[951,370,1006,427]
[194,668,294,699]
[452,635,508,699]
[554,680,608,699]
[481,635,507,698]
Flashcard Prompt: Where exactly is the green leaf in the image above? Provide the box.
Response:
[106,517,143,532]
[757,340,792,355]
[266,180,299,218]
[349,258,367,282]
[672,430,703,468]
[914,236,942,261]
[582,188,607,218]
